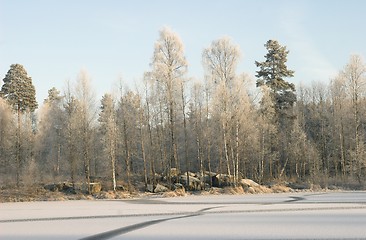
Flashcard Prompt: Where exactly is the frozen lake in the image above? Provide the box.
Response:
[1,191,366,239]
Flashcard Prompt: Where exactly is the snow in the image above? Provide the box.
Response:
[1,192,366,239]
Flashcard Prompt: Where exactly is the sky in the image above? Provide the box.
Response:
[1,0,366,105]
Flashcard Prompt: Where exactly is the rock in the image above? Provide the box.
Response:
[183,171,197,177]
[146,184,154,193]
[61,182,76,194]
[287,182,311,190]
[44,183,58,192]
[212,174,234,187]
[327,185,338,191]
[204,171,217,177]
[180,175,202,190]
[154,184,168,193]
[244,186,256,194]
[240,179,260,188]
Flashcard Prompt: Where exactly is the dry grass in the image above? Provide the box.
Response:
[0,185,72,202]
[162,188,187,198]
[0,180,316,203]
[224,186,245,195]
[270,184,292,193]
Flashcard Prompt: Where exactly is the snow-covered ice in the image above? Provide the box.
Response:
[1,192,366,239]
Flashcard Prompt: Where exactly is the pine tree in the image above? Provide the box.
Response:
[255,40,294,91]
[1,64,38,187]
[255,40,296,180]
[1,64,38,112]
[255,40,296,123]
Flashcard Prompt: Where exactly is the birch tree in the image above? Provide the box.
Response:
[63,81,80,186]
[202,37,241,184]
[150,27,188,184]
[142,73,157,187]
[329,75,348,177]
[117,89,141,192]
[35,87,64,181]
[75,70,97,193]
[341,55,366,181]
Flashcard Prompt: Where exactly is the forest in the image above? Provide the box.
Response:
[1,27,366,194]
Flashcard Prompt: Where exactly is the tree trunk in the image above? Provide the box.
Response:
[16,107,21,187]
[235,121,240,186]
[181,83,190,189]
[145,94,156,187]
[123,117,132,193]
[222,121,231,177]
[140,122,148,190]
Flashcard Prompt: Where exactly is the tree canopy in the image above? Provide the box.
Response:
[0,64,38,112]
[255,40,296,120]
[255,40,295,92]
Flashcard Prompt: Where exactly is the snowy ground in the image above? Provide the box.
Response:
[1,192,366,239]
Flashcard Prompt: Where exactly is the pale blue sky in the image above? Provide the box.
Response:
[1,0,365,104]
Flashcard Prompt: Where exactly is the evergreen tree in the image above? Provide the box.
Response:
[255,40,296,123]
[255,40,296,179]
[44,87,63,104]
[1,64,38,112]
[1,64,38,186]
[99,93,117,191]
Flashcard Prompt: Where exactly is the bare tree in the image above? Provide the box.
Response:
[142,73,157,187]
[63,81,80,187]
[341,55,366,181]
[150,27,188,186]
[35,87,64,182]
[329,75,348,178]
[74,70,97,193]
[202,37,242,184]
[117,88,142,192]
[191,82,204,186]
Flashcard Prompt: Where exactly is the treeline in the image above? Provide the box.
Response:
[1,27,366,191]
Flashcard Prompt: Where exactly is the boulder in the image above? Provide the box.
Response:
[240,179,260,188]
[154,184,168,193]
[146,184,154,193]
[182,171,195,177]
[180,175,202,191]
[212,174,234,187]
[244,186,256,194]
[44,183,58,192]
